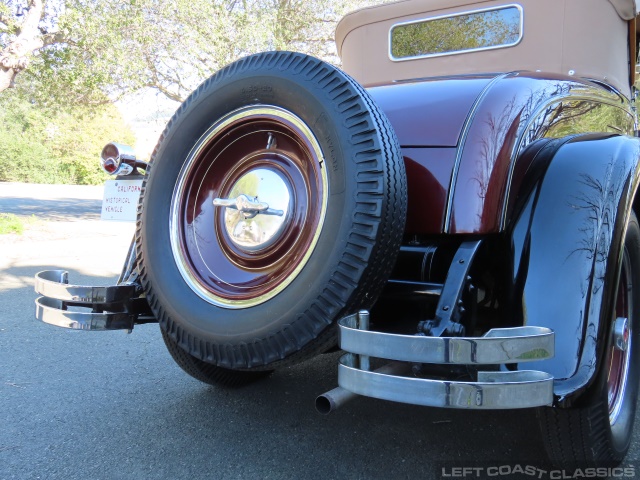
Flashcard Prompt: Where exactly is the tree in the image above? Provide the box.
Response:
[0,0,56,92]
[0,88,136,184]
[1,0,380,105]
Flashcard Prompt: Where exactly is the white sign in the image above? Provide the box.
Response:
[101,179,144,222]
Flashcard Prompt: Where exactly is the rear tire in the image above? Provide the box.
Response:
[161,329,271,387]
[538,211,640,467]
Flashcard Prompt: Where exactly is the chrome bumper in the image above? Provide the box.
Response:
[34,270,154,331]
[318,311,555,412]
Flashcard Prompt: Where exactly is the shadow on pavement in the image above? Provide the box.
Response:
[0,197,102,222]
[2,257,636,480]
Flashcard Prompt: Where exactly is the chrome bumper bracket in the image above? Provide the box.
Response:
[35,296,138,331]
[34,270,154,331]
[35,270,139,304]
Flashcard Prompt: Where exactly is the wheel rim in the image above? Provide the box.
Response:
[607,247,633,425]
[170,105,328,308]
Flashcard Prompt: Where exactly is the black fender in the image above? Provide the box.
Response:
[506,133,640,404]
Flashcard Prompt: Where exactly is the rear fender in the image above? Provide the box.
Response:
[506,133,640,403]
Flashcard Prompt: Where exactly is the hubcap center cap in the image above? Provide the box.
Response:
[215,168,292,252]
[613,316,630,352]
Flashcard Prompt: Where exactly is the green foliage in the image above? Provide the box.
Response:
[6,0,381,106]
[0,89,136,184]
[1,0,382,185]
[0,213,24,235]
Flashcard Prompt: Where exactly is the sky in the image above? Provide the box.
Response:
[116,88,178,160]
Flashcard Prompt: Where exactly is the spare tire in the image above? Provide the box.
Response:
[137,51,406,379]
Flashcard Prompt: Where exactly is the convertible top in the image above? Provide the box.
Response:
[610,0,639,19]
[337,0,637,97]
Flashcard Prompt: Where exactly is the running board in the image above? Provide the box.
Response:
[34,270,155,331]
[317,311,555,412]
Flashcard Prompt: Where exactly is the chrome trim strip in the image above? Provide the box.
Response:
[338,354,554,409]
[35,270,138,304]
[442,72,512,232]
[339,315,554,364]
[388,4,524,63]
[35,296,135,331]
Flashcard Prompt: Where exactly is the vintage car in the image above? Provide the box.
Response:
[34,0,640,468]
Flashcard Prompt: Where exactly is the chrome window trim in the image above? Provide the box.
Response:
[388,4,524,62]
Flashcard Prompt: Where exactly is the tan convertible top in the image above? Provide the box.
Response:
[336,0,637,97]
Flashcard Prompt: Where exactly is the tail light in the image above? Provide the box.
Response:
[100,142,137,176]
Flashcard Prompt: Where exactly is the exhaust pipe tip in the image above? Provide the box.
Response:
[315,387,357,415]
[315,394,335,415]
[316,362,409,415]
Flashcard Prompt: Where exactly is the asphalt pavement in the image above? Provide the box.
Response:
[1,182,638,480]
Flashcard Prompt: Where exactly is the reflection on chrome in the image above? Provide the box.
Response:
[339,313,554,364]
[213,194,284,218]
[337,353,554,409]
[214,168,292,251]
[320,310,556,410]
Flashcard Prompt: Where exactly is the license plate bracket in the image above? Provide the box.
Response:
[101,179,144,222]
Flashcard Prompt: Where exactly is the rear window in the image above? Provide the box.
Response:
[390,4,523,61]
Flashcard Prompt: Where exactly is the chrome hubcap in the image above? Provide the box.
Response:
[169,105,328,308]
[613,317,630,352]
[214,168,292,252]
[608,248,633,426]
